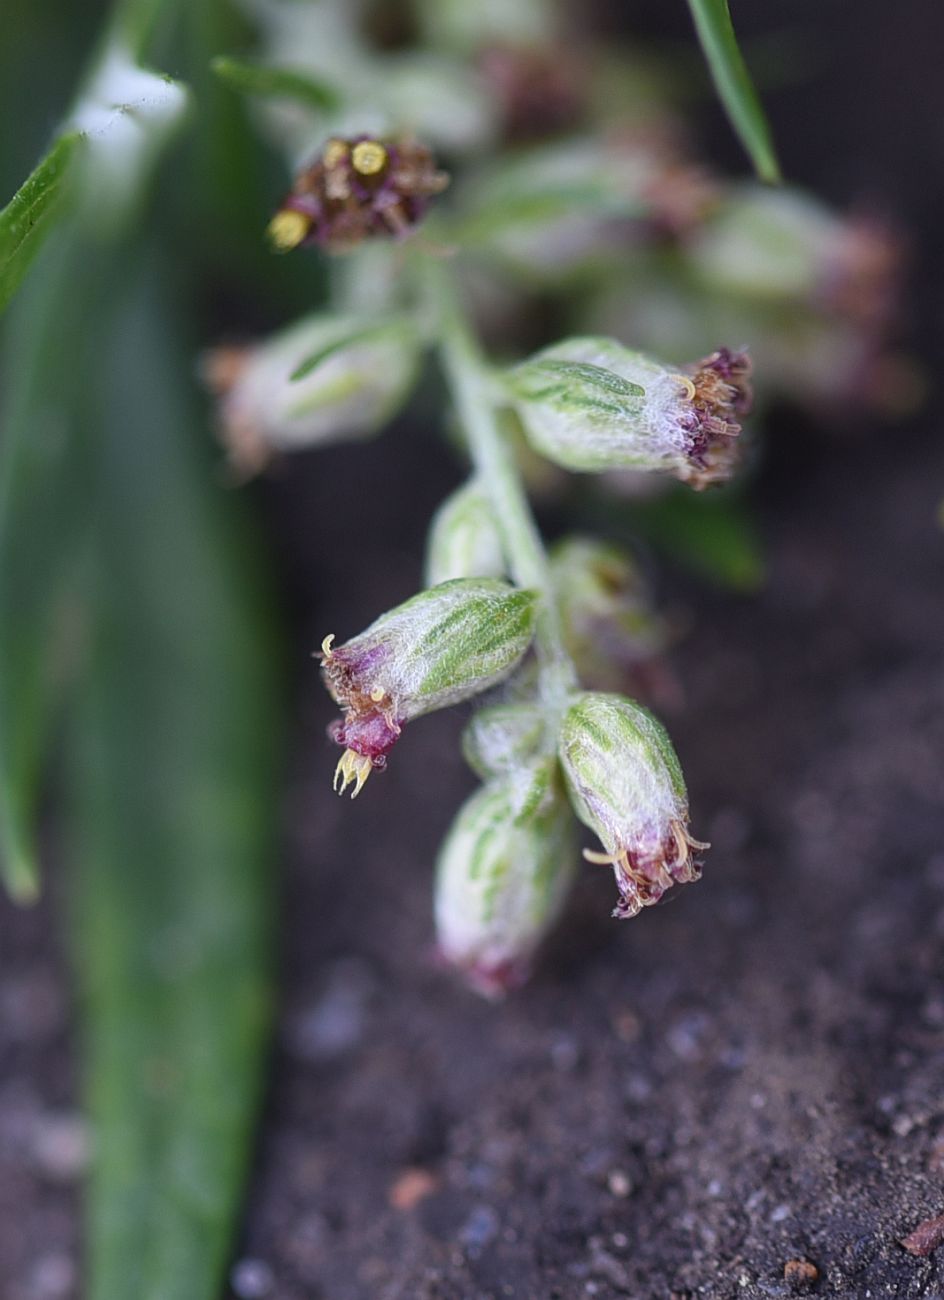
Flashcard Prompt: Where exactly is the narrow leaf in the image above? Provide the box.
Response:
[71,259,281,1300]
[686,0,781,183]
[211,55,340,111]
[0,133,82,315]
[0,229,114,901]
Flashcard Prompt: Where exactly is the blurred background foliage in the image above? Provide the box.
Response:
[0,0,914,1297]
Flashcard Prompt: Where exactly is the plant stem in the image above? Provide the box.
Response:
[426,255,578,707]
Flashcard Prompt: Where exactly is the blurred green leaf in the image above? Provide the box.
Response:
[70,257,281,1300]
[0,229,111,901]
[686,0,781,183]
[212,55,340,111]
[0,133,82,315]
[623,486,766,592]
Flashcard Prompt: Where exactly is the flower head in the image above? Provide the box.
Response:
[506,335,751,489]
[321,580,537,796]
[268,135,449,255]
[435,759,577,997]
[558,691,707,919]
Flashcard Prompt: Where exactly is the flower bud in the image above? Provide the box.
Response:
[267,134,449,255]
[505,335,751,489]
[550,537,670,696]
[321,579,537,796]
[202,313,421,476]
[557,692,707,919]
[424,480,506,586]
[434,760,577,998]
[462,701,547,780]
[688,186,901,327]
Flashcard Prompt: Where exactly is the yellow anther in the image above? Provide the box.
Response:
[369,685,386,702]
[333,749,373,799]
[351,140,387,176]
[322,138,350,168]
[267,210,309,252]
[674,374,697,400]
[321,634,335,659]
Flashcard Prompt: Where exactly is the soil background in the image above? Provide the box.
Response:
[3,1,944,1298]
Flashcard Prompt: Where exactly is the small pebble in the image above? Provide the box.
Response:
[388,1166,439,1211]
[901,1211,944,1257]
[783,1257,819,1285]
[459,1204,499,1250]
[230,1258,274,1299]
[607,1169,632,1198]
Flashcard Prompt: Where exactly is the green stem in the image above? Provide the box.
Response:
[426,255,578,706]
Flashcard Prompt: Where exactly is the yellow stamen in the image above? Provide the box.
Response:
[369,685,386,702]
[321,634,335,659]
[322,138,350,168]
[333,748,373,799]
[674,375,697,400]
[351,140,387,176]
[583,847,626,866]
[267,210,309,252]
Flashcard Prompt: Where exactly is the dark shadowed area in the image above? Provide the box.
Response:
[2,1,943,1298]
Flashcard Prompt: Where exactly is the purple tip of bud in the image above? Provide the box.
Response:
[328,711,401,764]
[677,348,752,490]
[271,135,449,255]
[435,946,533,1000]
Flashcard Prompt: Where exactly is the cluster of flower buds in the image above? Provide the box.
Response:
[202,313,421,475]
[504,335,752,488]
[267,135,449,254]
[320,579,537,797]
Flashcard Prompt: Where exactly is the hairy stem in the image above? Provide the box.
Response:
[426,255,578,707]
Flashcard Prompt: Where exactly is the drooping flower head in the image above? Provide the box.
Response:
[320,580,537,797]
[505,335,752,490]
[435,758,577,998]
[558,691,707,919]
[268,135,449,255]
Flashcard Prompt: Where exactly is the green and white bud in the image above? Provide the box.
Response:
[504,335,751,489]
[550,536,669,695]
[203,313,421,476]
[558,692,707,920]
[462,701,548,780]
[321,580,537,797]
[425,480,506,586]
[434,759,578,997]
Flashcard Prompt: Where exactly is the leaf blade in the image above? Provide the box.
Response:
[686,0,781,183]
[0,132,82,315]
[211,55,340,111]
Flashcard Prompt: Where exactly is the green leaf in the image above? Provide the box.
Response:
[686,0,781,183]
[70,258,281,1300]
[0,228,116,902]
[0,133,82,315]
[211,55,340,111]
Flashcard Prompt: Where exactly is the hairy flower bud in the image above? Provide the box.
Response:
[505,335,751,489]
[321,580,537,796]
[434,760,577,997]
[550,537,670,696]
[202,313,420,476]
[267,134,449,254]
[558,692,707,919]
[425,480,506,586]
[462,701,548,780]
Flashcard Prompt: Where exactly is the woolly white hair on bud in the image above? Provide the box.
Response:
[435,761,577,997]
[425,480,506,587]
